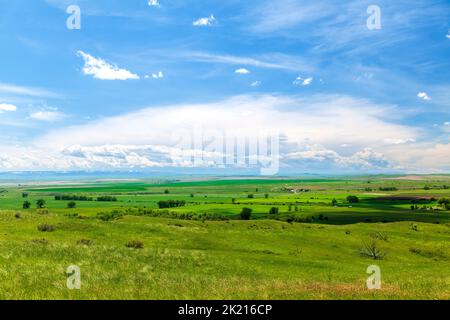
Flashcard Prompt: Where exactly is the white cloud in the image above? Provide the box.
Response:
[37,95,418,149]
[38,94,417,149]
[446,31,450,39]
[0,82,56,97]
[285,146,391,170]
[444,122,450,126]
[193,15,216,27]
[382,138,416,145]
[417,92,431,101]
[185,52,315,73]
[0,103,17,113]
[235,68,251,74]
[148,0,159,7]
[1,94,443,172]
[145,71,164,79]
[152,71,164,79]
[29,109,66,122]
[251,81,261,87]
[77,50,140,80]
[294,76,313,86]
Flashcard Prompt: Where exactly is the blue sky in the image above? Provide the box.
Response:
[0,0,449,174]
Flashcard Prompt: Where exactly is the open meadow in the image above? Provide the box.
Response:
[0,175,449,299]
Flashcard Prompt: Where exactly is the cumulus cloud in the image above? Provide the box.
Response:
[417,92,431,101]
[148,0,159,7]
[235,68,251,74]
[294,76,313,86]
[37,94,417,149]
[145,71,164,79]
[0,94,438,172]
[193,15,216,27]
[77,50,140,80]
[0,103,17,113]
[284,146,391,171]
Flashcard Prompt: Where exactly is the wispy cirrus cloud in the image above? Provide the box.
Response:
[77,50,140,80]
[184,51,315,73]
[0,82,57,97]
[28,107,66,122]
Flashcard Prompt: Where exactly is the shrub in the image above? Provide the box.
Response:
[31,238,48,245]
[22,193,28,198]
[157,200,186,209]
[164,189,170,194]
[126,240,144,249]
[359,240,385,260]
[331,198,338,206]
[264,194,269,199]
[23,201,31,209]
[97,210,124,221]
[97,196,117,202]
[240,207,252,220]
[14,212,21,219]
[77,239,93,246]
[370,231,388,241]
[378,187,398,191]
[55,195,93,201]
[37,209,49,215]
[67,201,76,209]
[247,194,254,199]
[36,199,46,209]
[269,207,279,215]
[346,195,359,203]
[37,224,55,232]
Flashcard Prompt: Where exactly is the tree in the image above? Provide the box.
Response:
[269,207,279,215]
[22,193,28,198]
[240,207,252,220]
[68,201,76,209]
[23,201,31,209]
[247,194,254,199]
[346,195,359,203]
[164,189,170,194]
[36,199,46,209]
[332,198,338,206]
[264,193,269,199]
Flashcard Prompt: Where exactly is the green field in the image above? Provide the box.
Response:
[0,176,449,299]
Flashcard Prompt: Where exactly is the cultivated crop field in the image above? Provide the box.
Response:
[0,176,449,299]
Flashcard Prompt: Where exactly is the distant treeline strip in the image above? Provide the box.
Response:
[54,195,117,202]
[158,200,186,209]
